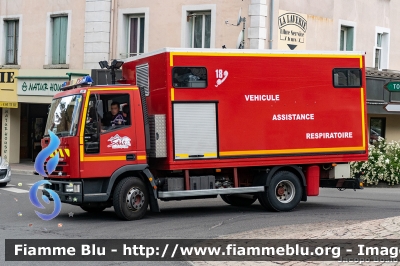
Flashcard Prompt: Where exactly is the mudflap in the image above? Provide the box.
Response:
[142,169,160,212]
[320,177,364,190]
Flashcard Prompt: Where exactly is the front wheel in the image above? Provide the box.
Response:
[113,177,149,220]
[258,171,302,212]
[0,183,7,188]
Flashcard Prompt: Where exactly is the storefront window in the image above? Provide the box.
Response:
[370,117,386,144]
[44,94,82,137]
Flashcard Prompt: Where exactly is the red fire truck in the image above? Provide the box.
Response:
[42,48,367,220]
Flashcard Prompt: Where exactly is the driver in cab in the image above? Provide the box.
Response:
[101,101,126,132]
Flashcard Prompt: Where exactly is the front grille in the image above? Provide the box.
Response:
[45,183,61,192]
[0,169,7,180]
[44,161,68,175]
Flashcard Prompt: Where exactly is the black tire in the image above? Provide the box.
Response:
[113,177,149,220]
[220,194,257,206]
[258,171,302,212]
[80,205,106,213]
[0,183,7,187]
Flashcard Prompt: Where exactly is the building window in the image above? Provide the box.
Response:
[188,11,211,48]
[340,26,354,51]
[118,8,149,59]
[52,16,68,65]
[128,15,145,57]
[370,117,386,144]
[5,20,19,65]
[374,27,390,70]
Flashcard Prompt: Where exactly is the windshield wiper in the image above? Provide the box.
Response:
[43,131,70,138]
[54,132,70,137]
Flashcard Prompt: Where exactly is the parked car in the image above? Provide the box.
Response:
[0,157,11,187]
[370,129,380,144]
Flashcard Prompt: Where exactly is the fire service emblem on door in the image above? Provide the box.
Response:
[107,134,131,149]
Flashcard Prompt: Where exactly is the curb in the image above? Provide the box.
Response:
[364,184,400,188]
[11,169,37,176]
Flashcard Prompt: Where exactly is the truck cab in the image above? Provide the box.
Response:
[42,82,154,218]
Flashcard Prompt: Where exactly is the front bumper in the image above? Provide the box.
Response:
[0,168,11,184]
[43,180,83,204]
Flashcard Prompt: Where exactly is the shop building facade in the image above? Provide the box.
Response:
[0,0,90,163]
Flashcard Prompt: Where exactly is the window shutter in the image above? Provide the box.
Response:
[339,28,345,51]
[15,21,19,63]
[139,17,145,54]
[193,15,203,48]
[6,21,15,64]
[52,17,61,64]
[5,22,11,64]
[59,16,68,64]
[204,15,211,48]
[346,27,354,51]
[129,18,138,56]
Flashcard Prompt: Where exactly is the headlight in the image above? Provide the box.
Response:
[0,158,9,169]
[65,183,74,193]
[65,183,81,193]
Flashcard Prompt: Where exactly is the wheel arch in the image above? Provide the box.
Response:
[107,165,160,212]
[254,165,307,202]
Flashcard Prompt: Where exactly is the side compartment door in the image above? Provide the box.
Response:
[173,102,218,160]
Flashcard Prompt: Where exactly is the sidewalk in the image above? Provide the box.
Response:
[10,160,37,176]
[194,216,400,266]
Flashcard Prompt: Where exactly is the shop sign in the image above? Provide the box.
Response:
[1,109,11,161]
[17,78,66,96]
[278,10,308,50]
[0,70,18,102]
[0,102,18,108]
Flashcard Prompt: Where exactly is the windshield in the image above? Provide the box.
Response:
[44,94,83,137]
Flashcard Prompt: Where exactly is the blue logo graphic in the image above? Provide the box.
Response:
[29,180,62,221]
[30,130,62,221]
[34,130,60,177]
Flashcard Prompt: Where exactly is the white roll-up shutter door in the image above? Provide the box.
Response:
[173,103,217,159]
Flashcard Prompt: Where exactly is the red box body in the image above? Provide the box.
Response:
[121,48,368,171]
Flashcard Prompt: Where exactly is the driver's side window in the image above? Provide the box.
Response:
[83,93,131,154]
[99,93,131,132]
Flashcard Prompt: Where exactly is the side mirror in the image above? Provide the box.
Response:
[96,100,104,119]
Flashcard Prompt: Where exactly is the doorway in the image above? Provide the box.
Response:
[20,103,50,161]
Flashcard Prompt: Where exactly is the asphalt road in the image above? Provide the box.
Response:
[1,174,400,266]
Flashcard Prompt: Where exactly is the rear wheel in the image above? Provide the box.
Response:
[220,194,257,206]
[80,204,106,213]
[0,183,7,187]
[113,177,149,220]
[258,171,302,212]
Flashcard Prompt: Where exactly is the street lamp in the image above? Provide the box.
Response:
[98,60,109,69]
[98,59,124,84]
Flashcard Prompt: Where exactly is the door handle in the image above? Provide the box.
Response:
[126,154,136,161]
